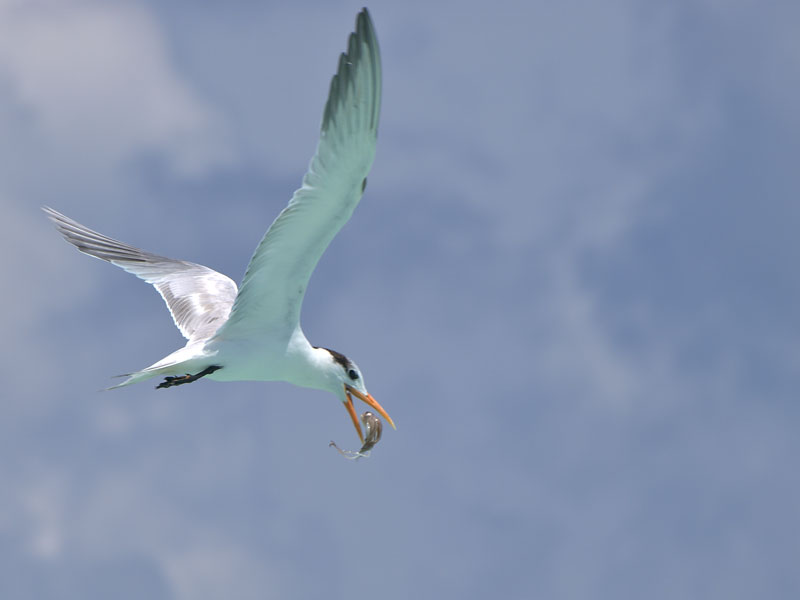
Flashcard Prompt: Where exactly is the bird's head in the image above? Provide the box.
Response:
[319,347,395,443]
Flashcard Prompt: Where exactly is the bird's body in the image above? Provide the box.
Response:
[44,8,394,442]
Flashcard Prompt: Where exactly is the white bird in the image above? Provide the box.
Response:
[44,8,393,444]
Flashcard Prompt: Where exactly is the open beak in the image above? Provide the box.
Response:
[344,384,396,443]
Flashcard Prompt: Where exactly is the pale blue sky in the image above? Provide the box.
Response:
[1,1,799,598]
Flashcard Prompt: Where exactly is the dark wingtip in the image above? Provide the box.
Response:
[320,7,381,134]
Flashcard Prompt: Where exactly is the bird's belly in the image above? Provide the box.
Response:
[202,338,298,383]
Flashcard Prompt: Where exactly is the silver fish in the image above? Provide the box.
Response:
[330,411,383,459]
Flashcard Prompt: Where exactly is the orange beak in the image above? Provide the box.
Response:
[344,384,396,443]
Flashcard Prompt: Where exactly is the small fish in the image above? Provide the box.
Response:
[330,411,383,459]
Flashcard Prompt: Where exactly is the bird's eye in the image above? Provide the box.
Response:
[348,369,359,380]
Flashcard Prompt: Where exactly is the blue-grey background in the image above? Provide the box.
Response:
[1,1,798,598]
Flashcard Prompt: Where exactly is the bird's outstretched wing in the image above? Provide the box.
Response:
[213,8,381,341]
[44,207,238,342]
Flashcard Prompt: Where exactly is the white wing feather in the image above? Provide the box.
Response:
[214,8,381,341]
[44,207,238,342]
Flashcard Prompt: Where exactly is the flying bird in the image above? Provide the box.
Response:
[44,8,393,444]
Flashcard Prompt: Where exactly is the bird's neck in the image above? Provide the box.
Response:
[284,327,341,393]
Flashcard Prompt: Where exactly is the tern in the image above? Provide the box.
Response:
[44,8,393,443]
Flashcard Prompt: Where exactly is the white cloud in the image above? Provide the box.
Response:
[163,543,278,600]
[20,471,67,560]
[0,0,234,177]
